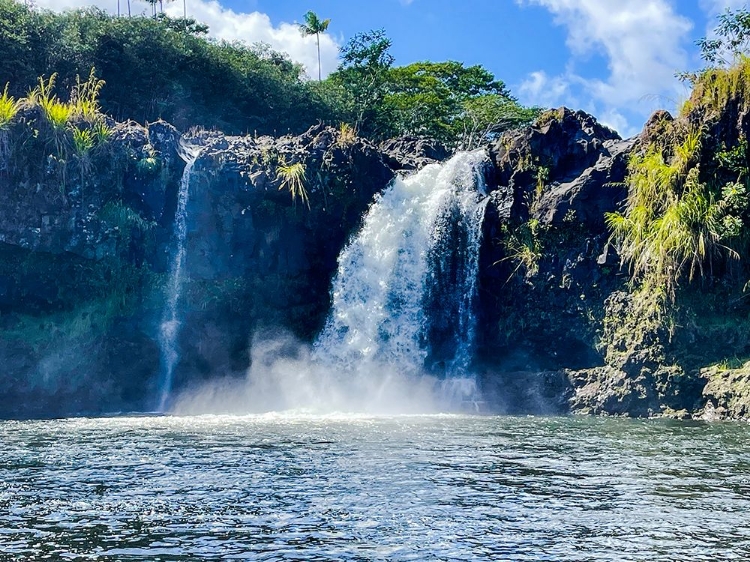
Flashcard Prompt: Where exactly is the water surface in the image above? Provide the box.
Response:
[1,415,749,561]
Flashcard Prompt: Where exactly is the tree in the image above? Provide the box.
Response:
[328,29,394,136]
[140,0,157,18]
[382,61,514,142]
[328,29,537,145]
[456,94,541,150]
[698,7,750,66]
[299,10,330,82]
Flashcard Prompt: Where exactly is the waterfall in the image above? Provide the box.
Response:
[156,154,197,412]
[314,150,490,385]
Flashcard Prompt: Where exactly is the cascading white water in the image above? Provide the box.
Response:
[157,156,197,412]
[172,150,491,416]
[314,150,490,385]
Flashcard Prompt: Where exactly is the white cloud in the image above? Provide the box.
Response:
[518,70,577,108]
[515,0,693,137]
[700,0,748,18]
[34,0,340,79]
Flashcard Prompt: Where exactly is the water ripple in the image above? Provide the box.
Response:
[0,415,749,561]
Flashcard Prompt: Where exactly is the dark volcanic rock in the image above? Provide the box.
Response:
[567,367,658,417]
[478,108,632,381]
[488,107,629,230]
[480,370,574,415]
[532,138,634,229]
[0,118,397,416]
[380,136,449,171]
[141,123,397,392]
[700,364,750,420]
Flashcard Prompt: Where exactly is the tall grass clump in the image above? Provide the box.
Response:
[684,56,750,118]
[277,160,309,209]
[607,116,748,299]
[0,84,20,129]
[29,74,73,131]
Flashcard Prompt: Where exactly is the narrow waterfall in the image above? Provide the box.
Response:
[314,150,490,382]
[157,155,197,411]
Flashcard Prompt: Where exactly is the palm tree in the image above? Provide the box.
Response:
[299,11,331,82]
[141,0,158,17]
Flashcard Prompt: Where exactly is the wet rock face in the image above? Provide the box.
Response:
[701,365,750,421]
[479,370,573,415]
[0,119,399,415]
[0,118,182,261]
[180,123,394,284]
[147,123,398,393]
[531,138,634,230]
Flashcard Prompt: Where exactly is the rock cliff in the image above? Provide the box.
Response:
[2,101,750,419]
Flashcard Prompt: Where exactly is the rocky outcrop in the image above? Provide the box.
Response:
[477,108,632,379]
[380,136,449,171]
[488,107,628,229]
[701,364,750,420]
[164,124,396,391]
[4,98,750,420]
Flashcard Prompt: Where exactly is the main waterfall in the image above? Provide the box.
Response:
[315,150,490,384]
[172,150,492,415]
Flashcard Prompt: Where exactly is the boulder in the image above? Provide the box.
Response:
[700,364,750,420]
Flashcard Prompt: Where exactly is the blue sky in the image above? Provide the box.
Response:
[40,0,749,136]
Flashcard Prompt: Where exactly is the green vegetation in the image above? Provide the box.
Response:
[0,0,331,135]
[328,30,539,145]
[500,219,545,278]
[100,200,155,239]
[599,9,750,378]
[696,6,750,66]
[337,122,357,147]
[277,160,309,209]
[6,69,113,188]
[0,84,20,129]
[607,70,750,299]
[0,1,537,146]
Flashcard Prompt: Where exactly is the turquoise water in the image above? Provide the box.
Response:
[1,415,749,561]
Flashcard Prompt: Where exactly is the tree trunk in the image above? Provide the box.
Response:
[316,33,322,82]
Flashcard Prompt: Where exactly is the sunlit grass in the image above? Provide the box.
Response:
[0,84,21,130]
[277,160,309,209]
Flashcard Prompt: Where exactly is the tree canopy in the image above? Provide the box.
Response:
[0,0,336,134]
[328,29,539,147]
[299,10,331,81]
[698,7,750,66]
[0,2,539,145]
